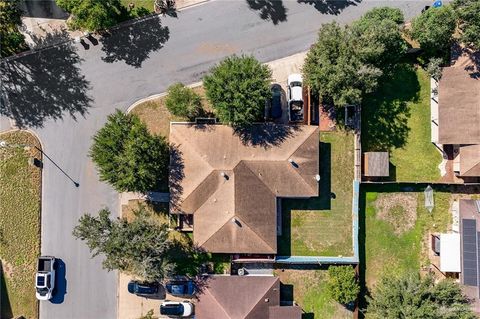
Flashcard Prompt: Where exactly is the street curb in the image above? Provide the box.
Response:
[126,81,203,114]
[0,0,212,64]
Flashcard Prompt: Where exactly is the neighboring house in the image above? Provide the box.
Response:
[459,200,480,312]
[195,275,302,319]
[169,123,319,255]
[432,52,480,180]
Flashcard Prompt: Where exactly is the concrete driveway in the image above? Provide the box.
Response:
[0,1,433,318]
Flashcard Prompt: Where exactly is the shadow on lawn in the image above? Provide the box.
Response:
[361,65,420,152]
[246,0,287,25]
[277,142,331,255]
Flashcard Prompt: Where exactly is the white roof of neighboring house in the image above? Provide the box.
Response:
[440,233,461,272]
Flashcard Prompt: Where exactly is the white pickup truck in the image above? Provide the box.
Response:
[35,256,56,300]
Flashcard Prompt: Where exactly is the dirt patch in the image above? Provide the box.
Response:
[375,193,418,235]
[1,259,14,278]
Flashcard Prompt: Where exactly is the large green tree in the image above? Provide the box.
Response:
[452,0,480,49]
[55,0,124,31]
[73,207,173,281]
[351,7,408,69]
[303,22,382,106]
[204,55,272,127]
[410,6,457,57]
[90,110,169,193]
[0,0,27,58]
[326,266,360,304]
[367,273,476,319]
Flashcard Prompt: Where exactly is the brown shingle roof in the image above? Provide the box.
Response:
[438,61,480,145]
[269,305,303,319]
[195,276,302,319]
[364,152,389,177]
[170,124,319,254]
[460,144,480,177]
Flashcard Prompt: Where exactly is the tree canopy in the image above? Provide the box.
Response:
[351,7,408,69]
[367,273,476,319]
[56,0,124,31]
[204,55,272,127]
[0,0,27,58]
[165,83,202,120]
[90,110,169,193]
[73,207,173,281]
[410,6,457,57]
[326,266,360,305]
[452,0,480,49]
[303,22,382,106]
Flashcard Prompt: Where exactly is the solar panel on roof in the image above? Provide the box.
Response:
[462,219,478,286]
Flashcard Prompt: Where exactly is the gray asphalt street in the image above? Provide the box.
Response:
[1,1,432,318]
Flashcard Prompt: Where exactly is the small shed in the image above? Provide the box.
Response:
[364,152,389,177]
[440,233,461,273]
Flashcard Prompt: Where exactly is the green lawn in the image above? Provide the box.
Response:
[0,131,42,319]
[275,268,353,319]
[362,66,441,182]
[361,184,452,290]
[121,0,153,12]
[278,131,354,256]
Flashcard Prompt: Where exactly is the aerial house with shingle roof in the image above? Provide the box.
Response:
[169,123,319,255]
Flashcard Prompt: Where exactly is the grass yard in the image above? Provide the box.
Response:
[275,267,353,319]
[0,131,42,319]
[131,85,211,138]
[362,65,441,182]
[121,0,153,12]
[278,131,354,256]
[360,184,452,291]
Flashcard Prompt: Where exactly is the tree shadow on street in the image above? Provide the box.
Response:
[297,0,361,15]
[246,0,287,25]
[361,64,420,151]
[101,16,169,68]
[0,29,92,128]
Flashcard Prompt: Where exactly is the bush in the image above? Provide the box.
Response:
[326,266,359,304]
[165,83,202,119]
[204,55,271,127]
[56,0,124,31]
[367,273,476,319]
[410,6,456,57]
[0,0,27,58]
[427,57,444,81]
[90,110,169,193]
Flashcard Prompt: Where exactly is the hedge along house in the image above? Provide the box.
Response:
[169,123,319,258]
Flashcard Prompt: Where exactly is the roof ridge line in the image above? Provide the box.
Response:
[243,277,278,319]
[181,169,217,213]
[204,283,233,319]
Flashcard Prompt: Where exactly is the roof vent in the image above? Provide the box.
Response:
[220,172,229,180]
[315,174,321,182]
[288,158,298,168]
[264,298,269,303]
[231,217,241,227]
